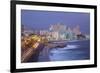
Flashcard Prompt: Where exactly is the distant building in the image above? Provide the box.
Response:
[73,25,81,35]
[49,23,67,32]
[66,27,75,40]
[22,23,88,41]
[23,30,34,36]
[40,30,48,36]
[21,25,35,36]
[85,34,90,39]
[49,23,67,40]
[77,34,86,40]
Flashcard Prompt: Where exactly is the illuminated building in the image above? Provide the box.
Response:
[49,23,67,40]
[49,23,66,32]
[73,25,81,35]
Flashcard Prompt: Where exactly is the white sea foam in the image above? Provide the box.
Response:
[50,45,80,53]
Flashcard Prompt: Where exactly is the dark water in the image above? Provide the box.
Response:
[38,40,90,62]
[49,40,90,61]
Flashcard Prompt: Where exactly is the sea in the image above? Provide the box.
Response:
[38,40,90,62]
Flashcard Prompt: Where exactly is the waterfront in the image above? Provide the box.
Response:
[21,10,90,62]
[38,40,90,62]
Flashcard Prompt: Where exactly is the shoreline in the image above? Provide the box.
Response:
[49,39,89,43]
[67,39,90,42]
[46,39,89,49]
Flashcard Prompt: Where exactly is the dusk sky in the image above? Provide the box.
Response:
[21,10,90,34]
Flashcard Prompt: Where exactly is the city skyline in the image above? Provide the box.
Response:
[21,10,90,34]
[22,23,89,41]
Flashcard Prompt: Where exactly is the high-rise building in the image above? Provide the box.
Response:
[49,23,67,40]
[73,25,81,35]
[49,23,67,32]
